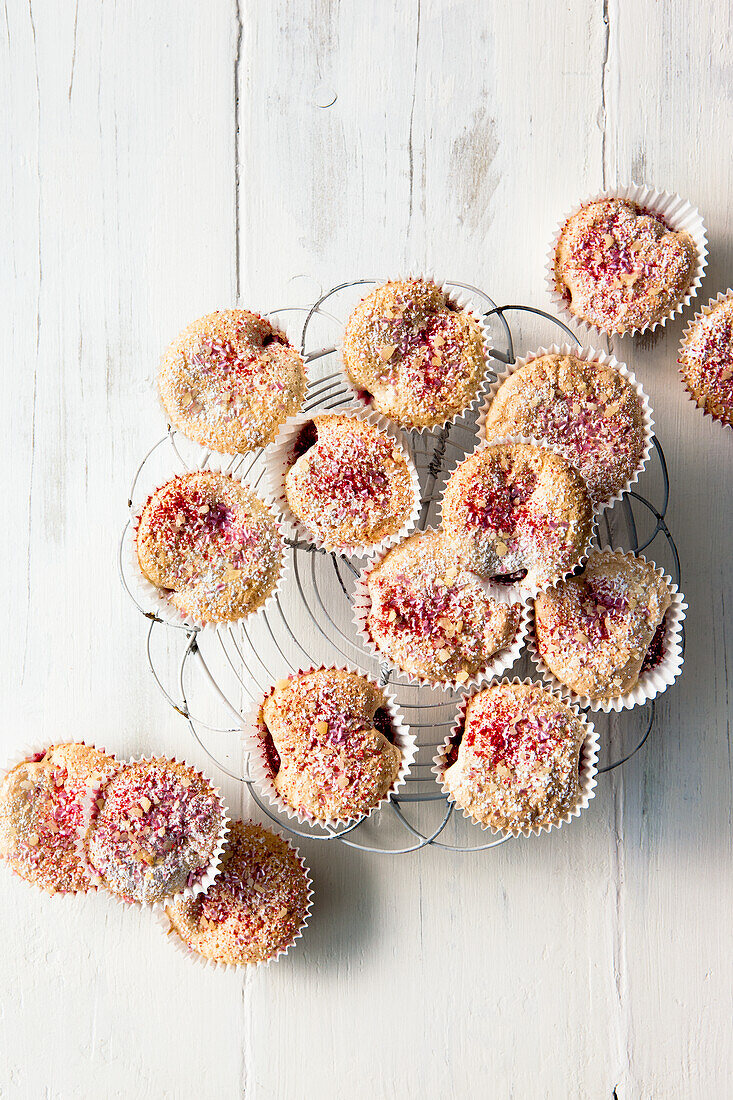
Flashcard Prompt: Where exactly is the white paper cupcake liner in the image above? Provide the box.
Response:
[333,271,495,435]
[677,288,733,430]
[124,460,290,633]
[478,344,655,512]
[0,738,121,897]
[264,404,422,559]
[154,824,314,971]
[439,433,600,600]
[527,548,686,713]
[351,529,529,691]
[243,664,417,830]
[546,183,708,337]
[81,754,230,909]
[431,677,599,838]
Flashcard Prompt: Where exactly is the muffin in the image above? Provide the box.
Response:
[0,744,118,895]
[341,278,487,429]
[159,309,306,453]
[257,669,403,823]
[441,682,591,833]
[441,443,595,590]
[84,758,227,904]
[554,198,697,333]
[164,821,311,966]
[283,414,417,551]
[482,352,649,504]
[533,549,672,700]
[361,529,524,684]
[135,471,283,624]
[678,291,733,428]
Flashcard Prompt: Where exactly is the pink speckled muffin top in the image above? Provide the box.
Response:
[533,550,672,700]
[341,279,487,429]
[284,414,416,551]
[0,744,118,895]
[164,820,311,966]
[442,682,588,832]
[483,353,649,504]
[554,198,697,333]
[258,668,402,823]
[678,292,733,428]
[441,443,595,590]
[84,758,227,905]
[135,471,283,624]
[159,309,306,453]
[364,529,524,684]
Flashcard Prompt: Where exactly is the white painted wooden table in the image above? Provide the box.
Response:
[2,2,731,1097]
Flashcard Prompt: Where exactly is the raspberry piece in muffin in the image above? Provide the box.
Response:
[135,471,283,624]
[554,198,697,333]
[341,279,487,429]
[158,309,306,453]
[258,668,403,823]
[441,443,595,590]
[678,292,733,428]
[0,744,118,895]
[284,414,416,551]
[164,820,311,966]
[483,352,649,504]
[363,529,524,684]
[85,758,227,905]
[441,682,590,832]
[533,549,672,700]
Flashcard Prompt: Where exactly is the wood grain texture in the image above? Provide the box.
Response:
[1,1,731,1097]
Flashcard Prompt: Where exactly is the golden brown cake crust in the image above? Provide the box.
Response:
[442,682,586,831]
[164,821,310,966]
[0,744,118,895]
[85,758,226,905]
[441,443,595,589]
[159,309,306,453]
[284,414,415,550]
[341,279,487,429]
[533,550,672,699]
[678,293,733,427]
[136,471,283,623]
[483,353,647,503]
[365,529,523,683]
[554,199,696,333]
[259,669,402,822]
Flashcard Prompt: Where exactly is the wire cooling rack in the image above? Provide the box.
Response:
[119,281,684,854]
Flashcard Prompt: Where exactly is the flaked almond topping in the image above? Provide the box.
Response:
[275,678,291,690]
[197,505,210,515]
[180,391,193,406]
[388,608,398,622]
[495,763,511,778]
[27,833,39,846]
[630,240,643,252]
[19,780,32,791]
[139,796,152,813]
[391,449,403,462]
[455,670,469,684]
[603,232,615,246]
[128,806,144,818]
[46,821,59,834]
[179,776,192,789]
[378,343,397,362]
[619,272,639,287]
[444,566,458,584]
[437,648,451,663]
[334,774,349,789]
[316,720,329,736]
[495,541,508,557]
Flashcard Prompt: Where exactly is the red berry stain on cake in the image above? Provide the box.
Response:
[289,420,319,465]
[464,704,569,769]
[640,614,667,673]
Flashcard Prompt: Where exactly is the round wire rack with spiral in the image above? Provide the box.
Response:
[119,280,684,854]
